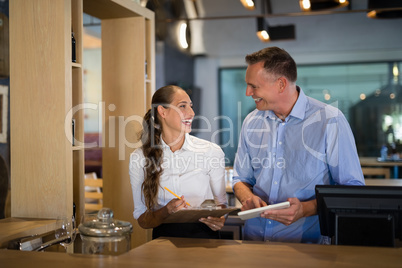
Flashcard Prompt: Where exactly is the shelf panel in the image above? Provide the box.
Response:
[72,145,84,151]
[72,62,82,68]
[84,0,154,20]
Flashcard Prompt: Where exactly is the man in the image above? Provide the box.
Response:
[232,47,364,244]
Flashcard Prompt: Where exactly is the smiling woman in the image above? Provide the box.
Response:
[129,85,228,240]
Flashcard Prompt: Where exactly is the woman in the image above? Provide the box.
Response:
[129,85,227,239]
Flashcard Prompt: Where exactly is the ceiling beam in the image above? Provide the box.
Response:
[160,7,402,22]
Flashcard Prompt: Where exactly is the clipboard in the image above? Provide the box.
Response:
[163,207,238,223]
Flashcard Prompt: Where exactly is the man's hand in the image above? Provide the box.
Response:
[260,198,317,226]
[241,195,267,211]
[234,182,267,211]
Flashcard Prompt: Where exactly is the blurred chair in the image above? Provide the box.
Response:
[361,167,390,179]
[84,172,103,212]
[84,133,102,178]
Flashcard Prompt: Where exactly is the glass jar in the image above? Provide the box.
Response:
[78,208,132,255]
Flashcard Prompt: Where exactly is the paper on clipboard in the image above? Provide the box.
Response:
[163,207,238,223]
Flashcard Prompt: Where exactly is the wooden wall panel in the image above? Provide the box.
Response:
[102,16,151,249]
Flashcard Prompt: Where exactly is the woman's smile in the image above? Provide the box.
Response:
[182,118,193,126]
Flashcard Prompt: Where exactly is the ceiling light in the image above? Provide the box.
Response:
[393,62,400,83]
[393,63,400,77]
[367,0,402,19]
[179,22,189,49]
[300,0,349,12]
[240,0,255,10]
[256,17,270,42]
[300,0,311,10]
[257,30,270,42]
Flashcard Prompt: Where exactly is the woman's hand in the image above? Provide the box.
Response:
[199,216,225,231]
[138,196,188,229]
[166,195,188,214]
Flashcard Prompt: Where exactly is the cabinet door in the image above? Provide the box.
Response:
[10,0,75,219]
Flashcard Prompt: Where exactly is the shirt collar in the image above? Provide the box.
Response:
[265,86,306,121]
[181,133,192,151]
[160,133,191,152]
[160,135,169,149]
[289,86,307,121]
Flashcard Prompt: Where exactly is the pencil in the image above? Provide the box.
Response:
[164,186,191,206]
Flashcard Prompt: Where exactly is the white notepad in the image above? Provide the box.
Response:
[237,201,290,220]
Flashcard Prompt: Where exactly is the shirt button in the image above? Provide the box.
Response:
[279,141,282,145]
[268,221,272,224]
[274,181,278,185]
[282,123,285,126]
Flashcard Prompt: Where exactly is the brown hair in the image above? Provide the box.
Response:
[245,46,297,83]
[141,85,184,210]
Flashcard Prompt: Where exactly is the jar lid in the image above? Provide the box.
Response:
[78,208,133,237]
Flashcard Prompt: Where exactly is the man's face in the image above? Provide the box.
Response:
[245,61,280,111]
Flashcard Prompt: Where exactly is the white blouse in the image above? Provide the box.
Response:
[129,134,227,220]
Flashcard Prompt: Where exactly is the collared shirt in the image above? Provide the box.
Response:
[129,133,227,219]
[232,87,365,243]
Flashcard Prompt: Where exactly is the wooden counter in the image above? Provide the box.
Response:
[1,237,402,267]
[360,157,402,167]
[360,157,402,178]
[365,178,402,186]
[0,218,56,248]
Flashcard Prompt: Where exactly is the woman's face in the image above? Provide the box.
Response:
[158,90,195,137]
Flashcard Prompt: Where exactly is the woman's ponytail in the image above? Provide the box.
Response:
[141,108,163,211]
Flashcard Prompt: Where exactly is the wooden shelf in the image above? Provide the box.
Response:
[10,0,155,250]
[72,62,82,68]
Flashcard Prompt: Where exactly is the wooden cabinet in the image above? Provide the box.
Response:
[10,0,154,248]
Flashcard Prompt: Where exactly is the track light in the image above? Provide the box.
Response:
[256,17,270,42]
[300,0,349,12]
[256,18,296,42]
[240,0,255,10]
